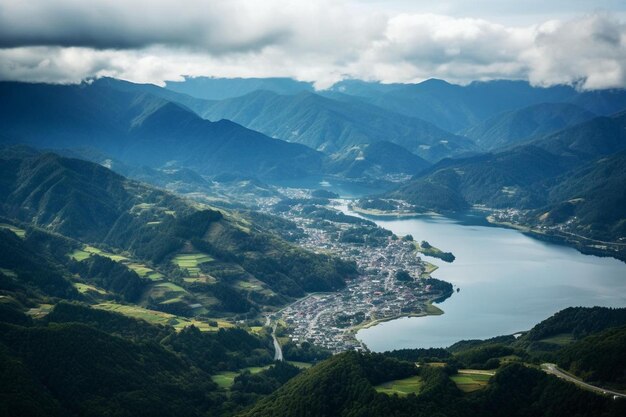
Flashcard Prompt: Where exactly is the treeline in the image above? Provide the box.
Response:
[525,306,626,341]
[70,255,148,302]
[0,301,282,417]
[0,228,78,299]
[557,325,626,388]
[282,341,332,363]
[240,351,626,417]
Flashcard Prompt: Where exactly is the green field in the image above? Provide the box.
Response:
[69,245,128,262]
[375,375,423,396]
[211,366,273,389]
[126,263,163,281]
[0,223,26,238]
[148,281,189,305]
[26,304,53,319]
[69,246,164,281]
[212,371,239,388]
[93,302,233,331]
[172,253,214,276]
[73,282,108,295]
[450,371,492,393]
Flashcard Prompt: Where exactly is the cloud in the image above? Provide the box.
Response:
[524,14,626,89]
[0,1,624,90]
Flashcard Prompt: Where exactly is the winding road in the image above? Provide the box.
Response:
[265,316,283,361]
[542,363,626,399]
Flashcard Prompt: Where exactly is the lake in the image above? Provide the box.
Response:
[341,208,626,351]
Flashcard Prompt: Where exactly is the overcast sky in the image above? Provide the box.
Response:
[0,0,625,89]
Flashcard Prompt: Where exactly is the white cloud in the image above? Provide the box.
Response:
[0,1,624,90]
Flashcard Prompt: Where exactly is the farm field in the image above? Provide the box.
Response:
[148,281,189,305]
[73,282,108,295]
[172,253,214,276]
[69,245,127,262]
[450,371,493,393]
[93,302,233,331]
[375,375,423,396]
[212,365,272,389]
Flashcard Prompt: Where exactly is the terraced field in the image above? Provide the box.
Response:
[172,253,214,276]
[69,245,127,262]
[93,302,233,331]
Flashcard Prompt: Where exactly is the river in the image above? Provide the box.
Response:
[339,208,626,351]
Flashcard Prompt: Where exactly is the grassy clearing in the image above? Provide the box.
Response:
[243,366,271,374]
[212,372,238,389]
[69,245,128,262]
[172,253,214,276]
[73,283,108,295]
[211,366,273,390]
[451,371,492,393]
[26,304,53,319]
[375,375,423,396]
[93,302,233,331]
[235,278,277,297]
[69,246,164,281]
[249,326,264,334]
[183,276,217,284]
[0,223,26,238]
[145,281,189,306]
[126,263,163,281]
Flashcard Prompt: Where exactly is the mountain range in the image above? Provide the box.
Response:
[0,81,323,180]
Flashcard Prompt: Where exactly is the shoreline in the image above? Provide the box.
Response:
[352,301,445,332]
[349,205,439,218]
[351,203,624,264]
[344,299,448,352]
[486,215,626,263]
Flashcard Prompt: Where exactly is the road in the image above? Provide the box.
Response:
[542,363,626,399]
[271,322,283,361]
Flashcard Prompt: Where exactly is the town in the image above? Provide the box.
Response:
[260,191,453,353]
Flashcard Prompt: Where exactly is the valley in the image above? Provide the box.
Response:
[1,75,626,417]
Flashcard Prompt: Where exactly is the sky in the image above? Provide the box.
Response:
[0,0,625,89]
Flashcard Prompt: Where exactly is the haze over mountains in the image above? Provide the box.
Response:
[1,76,626,260]
[1,68,626,417]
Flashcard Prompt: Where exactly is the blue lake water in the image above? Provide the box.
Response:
[345,209,626,351]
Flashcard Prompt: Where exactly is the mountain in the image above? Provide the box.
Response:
[0,149,356,309]
[329,79,578,132]
[530,111,626,163]
[330,78,626,133]
[240,352,624,417]
[165,76,314,100]
[392,110,626,208]
[326,141,430,179]
[386,112,626,259]
[0,81,323,180]
[532,150,626,242]
[196,89,474,161]
[462,103,596,151]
